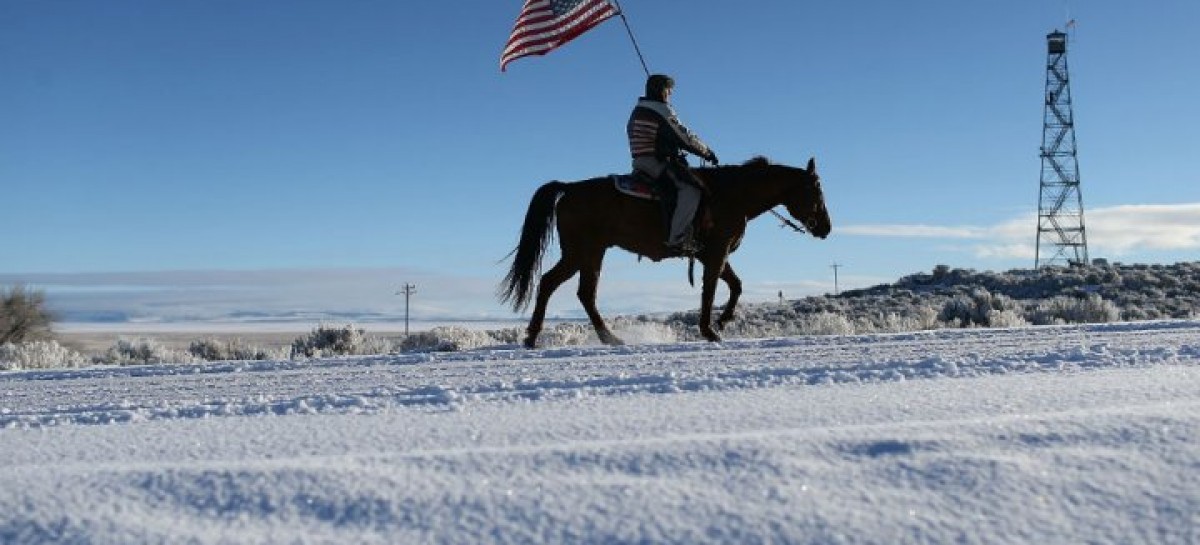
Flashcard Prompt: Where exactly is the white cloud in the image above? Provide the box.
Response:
[972,242,1036,260]
[1087,204,1200,254]
[841,203,1200,262]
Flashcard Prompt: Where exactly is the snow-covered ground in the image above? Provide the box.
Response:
[1,321,1198,544]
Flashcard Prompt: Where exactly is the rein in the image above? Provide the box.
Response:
[769,209,806,233]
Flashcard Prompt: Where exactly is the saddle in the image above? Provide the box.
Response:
[611,172,660,200]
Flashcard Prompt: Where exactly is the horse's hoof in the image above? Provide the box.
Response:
[523,336,537,349]
[701,330,723,343]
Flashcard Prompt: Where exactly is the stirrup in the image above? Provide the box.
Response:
[665,239,700,257]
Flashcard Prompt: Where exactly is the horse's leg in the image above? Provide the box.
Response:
[698,258,728,342]
[576,249,623,346]
[716,263,743,331]
[524,257,579,348]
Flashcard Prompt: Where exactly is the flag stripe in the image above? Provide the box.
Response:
[502,1,612,56]
[503,9,610,59]
[501,0,619,71]
[505,0,610,47]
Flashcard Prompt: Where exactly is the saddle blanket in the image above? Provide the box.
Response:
[611,173,658,200]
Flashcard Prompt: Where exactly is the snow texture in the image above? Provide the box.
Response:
[1,321,1198,544]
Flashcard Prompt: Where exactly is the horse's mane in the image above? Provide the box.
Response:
[742,156,772,168]
[699,156,774,187]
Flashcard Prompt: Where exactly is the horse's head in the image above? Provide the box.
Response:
[782,157,831,239]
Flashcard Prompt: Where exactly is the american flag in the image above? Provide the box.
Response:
[500,0,619,72]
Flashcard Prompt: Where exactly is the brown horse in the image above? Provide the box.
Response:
[499,156,831,347]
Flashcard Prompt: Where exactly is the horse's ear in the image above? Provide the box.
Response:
[806,157,817,173]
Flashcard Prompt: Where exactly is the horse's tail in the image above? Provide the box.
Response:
[499,181,567,312]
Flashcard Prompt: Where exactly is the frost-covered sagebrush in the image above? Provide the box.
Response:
[0,341,87,370]
[189,338,282,361]
[402,326,511,352]
[1029,294,1121,325]
[657,262,1198,339]
[99,338,198,366]
[290,324,395,358]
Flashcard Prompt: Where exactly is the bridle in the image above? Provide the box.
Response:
[769,169,820,234]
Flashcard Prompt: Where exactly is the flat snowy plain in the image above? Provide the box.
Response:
[2,321,1198,544]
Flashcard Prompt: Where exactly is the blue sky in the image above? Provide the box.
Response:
[2,0,1198,323]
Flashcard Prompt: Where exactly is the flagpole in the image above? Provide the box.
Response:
[611,0,650,76]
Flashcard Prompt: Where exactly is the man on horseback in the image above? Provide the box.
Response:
[627,74,719,256]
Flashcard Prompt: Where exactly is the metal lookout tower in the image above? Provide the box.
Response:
[1035,29,1089,268]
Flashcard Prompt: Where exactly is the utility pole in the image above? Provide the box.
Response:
[830,263,842,295]
[396,283,417,337]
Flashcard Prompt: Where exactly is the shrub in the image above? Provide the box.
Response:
[865,306,941,333]
[1029,294,1121,325]
[939,295,977,327]
[0,340,87,370]
[938,288,1020,328]
[797,311,855,335]
[188,338,280,361]
[188,338,227,361]
[987,309,1029,328]
[99,338,197,366]
[402,326,505,352]
[1,285,55,345]
[290,324,391,358]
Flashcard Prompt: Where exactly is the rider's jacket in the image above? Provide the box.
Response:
[627,98,711,162]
